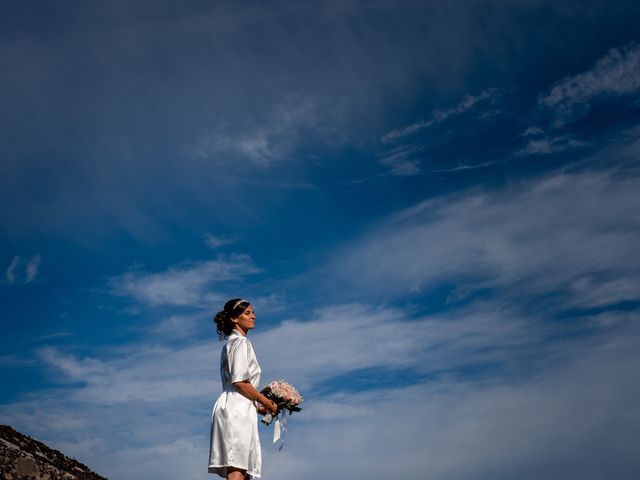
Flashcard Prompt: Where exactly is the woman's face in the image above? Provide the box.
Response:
[233,305,255,334]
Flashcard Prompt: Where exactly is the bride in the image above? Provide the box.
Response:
[208,299,278,480]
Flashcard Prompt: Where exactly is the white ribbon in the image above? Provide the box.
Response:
[272,410,287,450]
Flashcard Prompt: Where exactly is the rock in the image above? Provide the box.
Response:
[15,457,38,477]
[0,425,107,479]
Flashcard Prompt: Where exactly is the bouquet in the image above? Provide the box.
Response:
[260,380,303,426]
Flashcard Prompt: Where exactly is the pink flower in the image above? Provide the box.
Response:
[260,380,303,426]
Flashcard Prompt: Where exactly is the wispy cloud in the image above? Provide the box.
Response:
[4,254,42,284]
[3,305,638,480]
[377,146,422,176]
[149,313,203,338]
[272,321,640,479]
[520,126,545,137]
[36,343,215,404]
[191,96,344,167]
[428,160,499,173]
[329,169,640,310]
[25,255,42,282]
[10,296,552,417]
[5,255,20,284]
[516,135,589,155]
[204,233,240,250]
[38,347,113,384]
[254,301,563,393]
[111,254,260,308]
[27,302,517,404]
[538,42,640,126]
[383,88,499,143]
[377,88,501,176]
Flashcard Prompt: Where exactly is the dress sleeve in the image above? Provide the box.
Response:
[227,337,250,384]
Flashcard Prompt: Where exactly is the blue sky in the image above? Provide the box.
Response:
[2,1,640,478]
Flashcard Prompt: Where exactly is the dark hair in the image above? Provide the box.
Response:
[213,298,251,340]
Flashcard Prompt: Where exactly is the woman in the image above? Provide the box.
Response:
[209,298,278,480]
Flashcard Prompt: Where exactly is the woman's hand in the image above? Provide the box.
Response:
[263,398,278,416]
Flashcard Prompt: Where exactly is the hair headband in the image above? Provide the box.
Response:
[231,299,249,310]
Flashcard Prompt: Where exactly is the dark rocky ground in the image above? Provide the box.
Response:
[0,425,107,480]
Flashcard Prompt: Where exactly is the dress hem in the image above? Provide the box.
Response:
[208,464,261,478]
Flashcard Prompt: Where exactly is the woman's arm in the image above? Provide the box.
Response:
[233,380,278,415]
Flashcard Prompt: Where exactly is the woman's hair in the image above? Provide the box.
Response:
[213,298,251,340]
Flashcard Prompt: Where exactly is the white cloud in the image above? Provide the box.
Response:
[520,126,544,137]
[111,254,260,308]
[568,275,640,308]
[329,169,640,309]
[29,302,532,406]
[38,347,113,383]
[264,322,640,480]
[191,95,344,167]
[204,233,239,249]
[4,254,41,284]
[254,303,546,391]
[377,147,422,176]
[429,159,498,173]
[4,310,638,480]
[538,43,640,126]
[5,255,20,284]
[516,135,588,155]
[25,254,42,282]
[383,88,499,142]
[36,343,216,404]
[150,313,202,338]
[16,291,563,421]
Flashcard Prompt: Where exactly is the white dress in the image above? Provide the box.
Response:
[209,330,262,478]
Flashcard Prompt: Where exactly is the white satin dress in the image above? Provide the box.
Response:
[209,330,262,478]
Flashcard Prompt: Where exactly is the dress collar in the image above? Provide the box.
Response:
[230,328,246,337]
